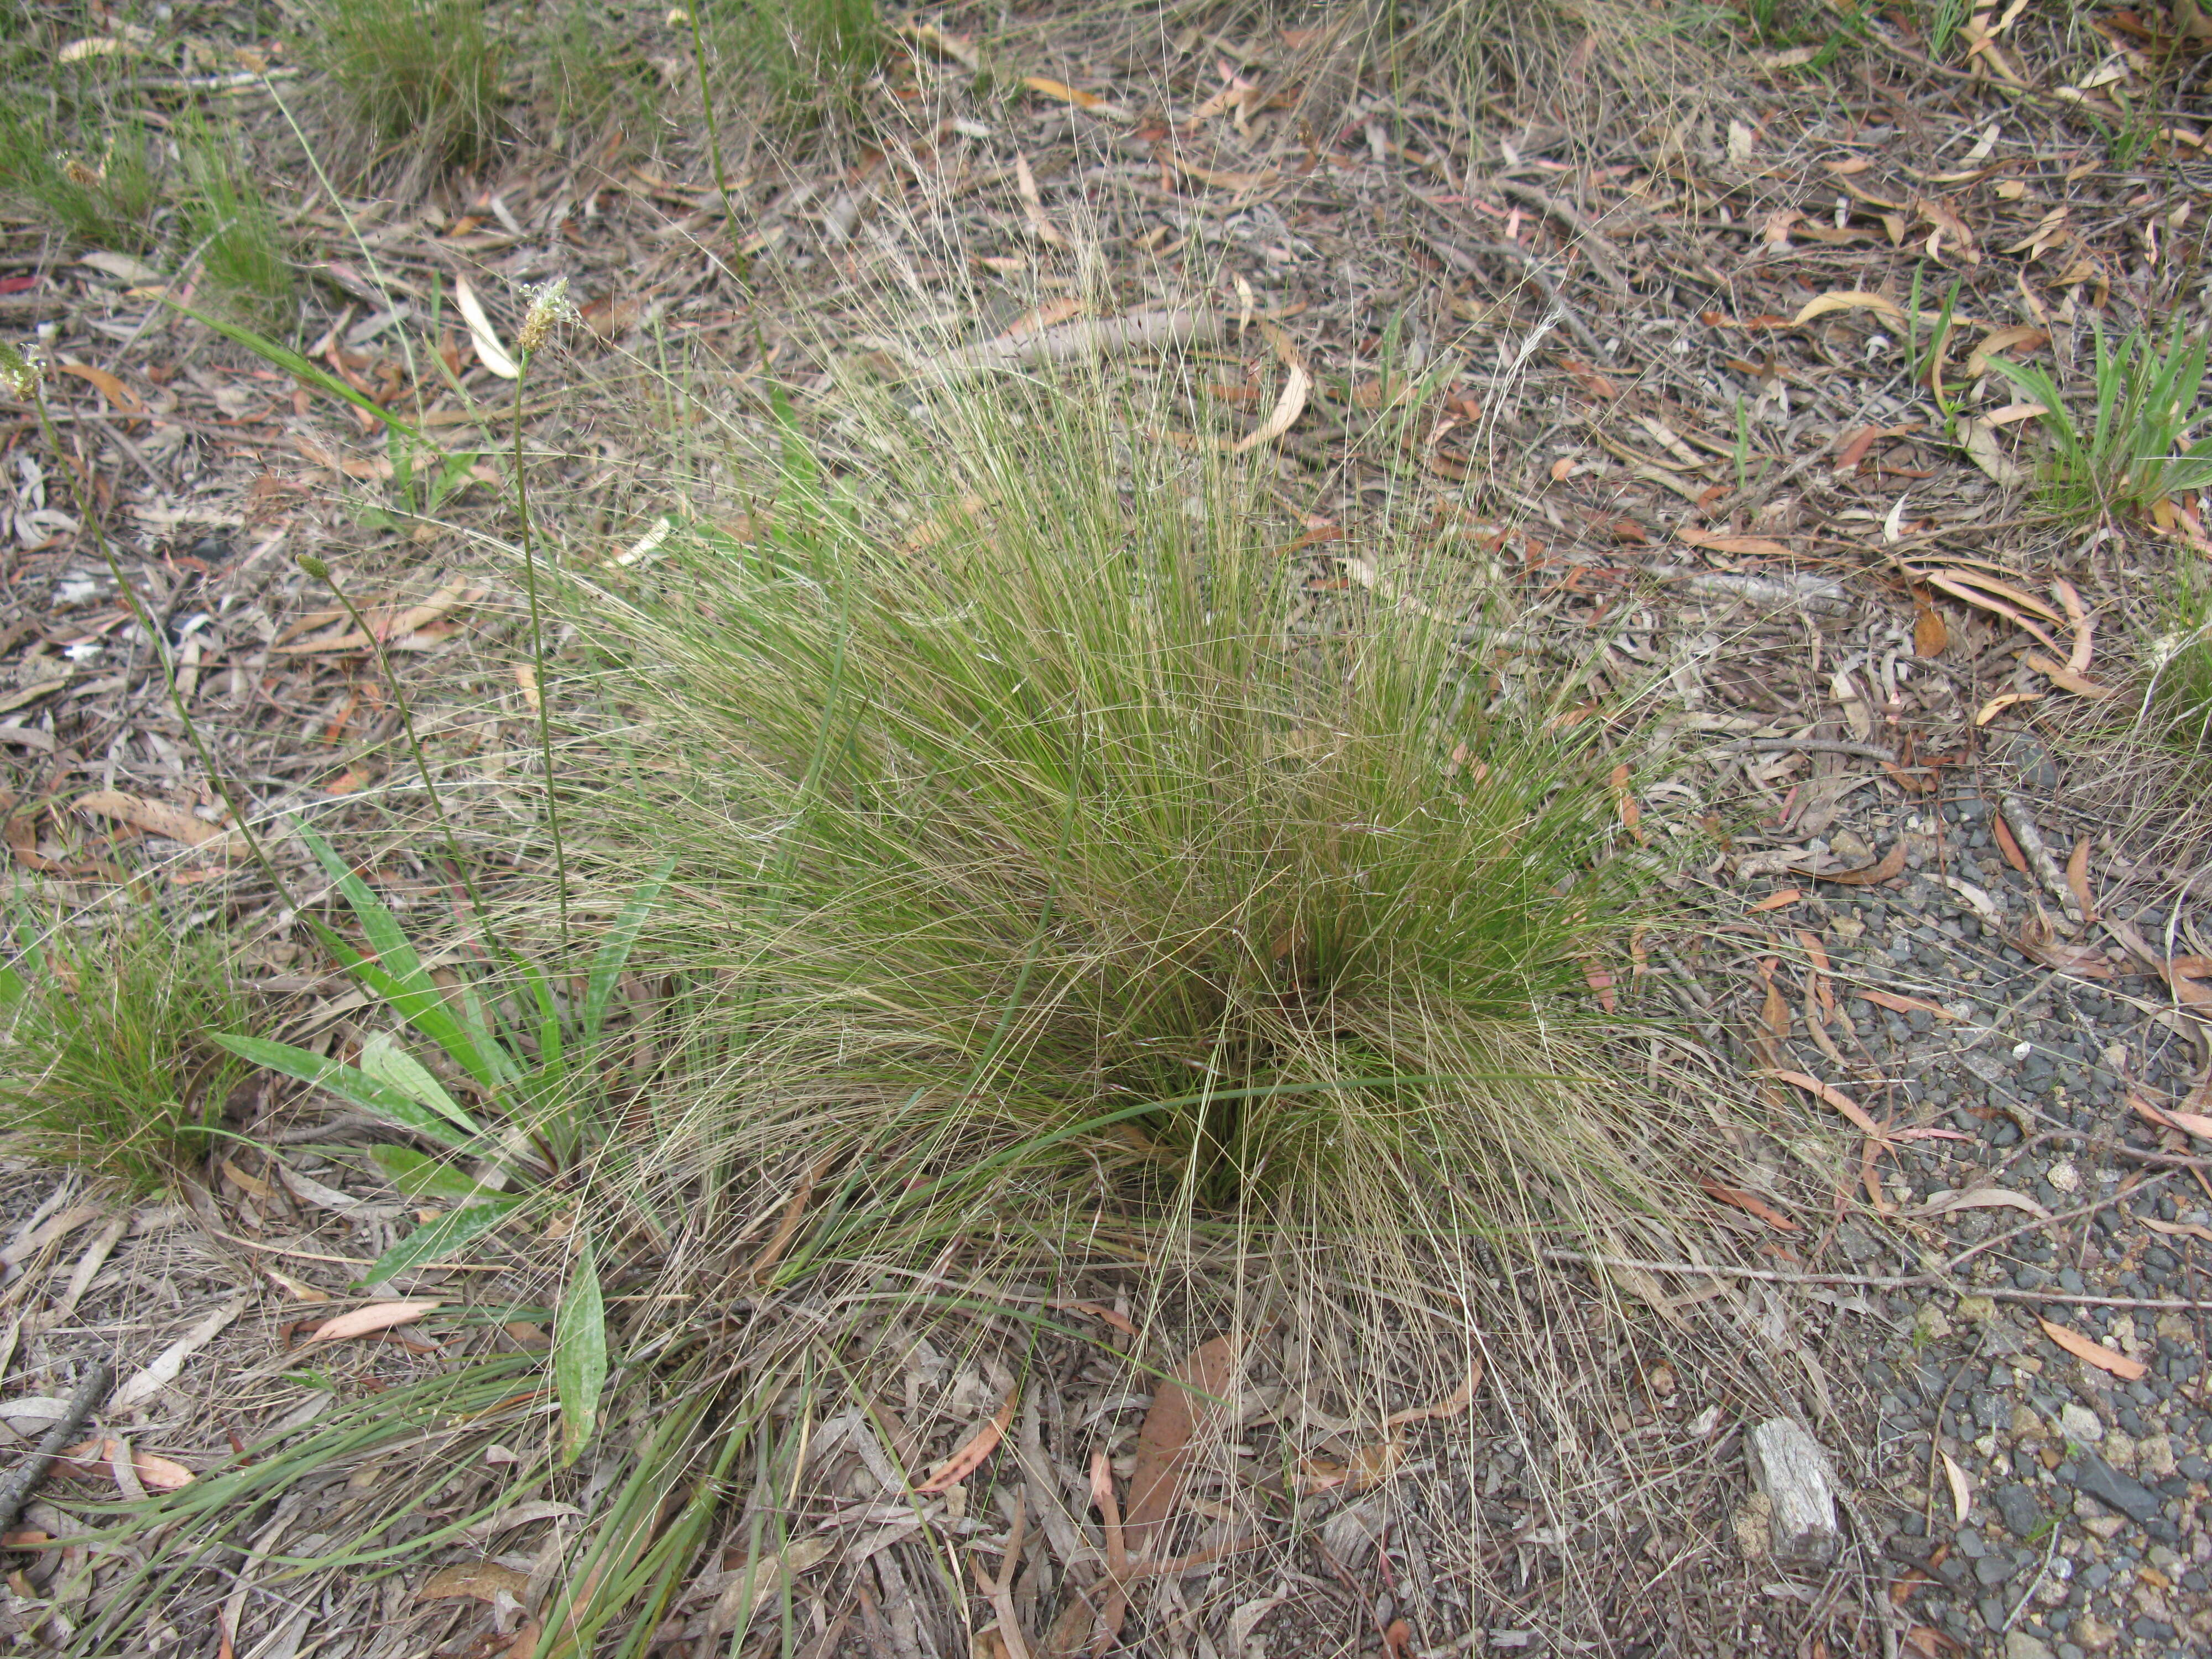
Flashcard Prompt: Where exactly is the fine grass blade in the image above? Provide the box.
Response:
[582,857,675,1048]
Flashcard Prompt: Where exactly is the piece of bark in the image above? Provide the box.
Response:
[1745,1417,1840,1566]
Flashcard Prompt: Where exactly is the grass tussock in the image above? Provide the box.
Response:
[577,367,1685,1252]
[311,0,504,167]
[0,912,252,1193]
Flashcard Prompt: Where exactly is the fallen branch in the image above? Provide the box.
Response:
[0,1361,110,1535]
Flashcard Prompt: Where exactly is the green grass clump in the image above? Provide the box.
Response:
[580,373,1670,1240]
[179,111,293,326]
[1988,319,2212,525]
[722,0,881,124]
[311,0,503,166]
[0,914,252,1192]
[0,107,166,251]
[2148,553,2212,762]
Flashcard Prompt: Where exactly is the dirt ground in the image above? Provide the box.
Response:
[6,4,2212,1657]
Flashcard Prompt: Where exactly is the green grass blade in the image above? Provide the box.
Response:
[367,1143,493,1199]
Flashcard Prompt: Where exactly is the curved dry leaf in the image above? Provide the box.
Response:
[1794,842,1906,887]
[1794,290,1906,327]
[1975,691,2041,726]
[454,275,518,379]
[54,361,143,413]
[1231,322,1310,454]
[916,1382,1018,1493]
[1381,1359,1485,1427]
[1771,1070,1887,1139]
[309,1299,442,1342]
[1940,1449,1973,1524]
[2037,1317,2147,1381]
[2024,653,2115,698]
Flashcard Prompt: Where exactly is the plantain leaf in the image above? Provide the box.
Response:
[554,1233,608,1467]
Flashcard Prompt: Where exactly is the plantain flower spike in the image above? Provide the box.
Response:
[518,278,579,356]
[0,341,44,401]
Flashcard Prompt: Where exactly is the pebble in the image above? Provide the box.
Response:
[2070,1455,2160,1525]
[2060,1403,2104,1444]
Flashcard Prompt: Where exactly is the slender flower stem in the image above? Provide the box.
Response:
[512,346,571,958]
[303,556,499,927]
[20,371,295,907]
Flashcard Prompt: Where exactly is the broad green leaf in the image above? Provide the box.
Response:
[213,1034,472,1149]
[362,1195,524,1285]
[356,1031,481,1138]
[582,858,675,1047]
[366,1144,493,1201]
[554,1234,608,1467]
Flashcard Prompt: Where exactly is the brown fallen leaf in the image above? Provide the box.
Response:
[2064,838,2097,921]
[54,360,143,414]
[1749,889,1803,911]
[53,1438,195,1491]
[1913,603,1949,658]
[917,1381,1018,1494]
[75,789,239,855]
[1674,526,1794,559]
[1381,1358,1484,1428]
[1124,1335,1237,1559]
[418,1562,531,1604]
[1795,842,1906,886]
[308,1300,442,1343]
[2037,1317,2147,1381]
[1771,1069,1888,1140]
[1700,1177,1800,1231]
[1023,74,1105,109]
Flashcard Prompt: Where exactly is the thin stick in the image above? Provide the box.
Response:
[0,1361,110,1534]
[1545,1249,2212,1312]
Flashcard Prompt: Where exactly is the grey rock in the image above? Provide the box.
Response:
[2073,1454,2159,1524]
[2005,1635,2056,1659]
[1994,1483,2044,1538]
[2059,1402,2103,1444]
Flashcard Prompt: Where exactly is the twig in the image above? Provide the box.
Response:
[1716,738,1900,763]
[1998,794,2083,922]
[924,309,1224,378]
[0,1361,110,1535]
[1493,178,1632,295]
[1923,1327,1990,1535]
[2002,1516,2065,1632]
[1410,220,1610,364]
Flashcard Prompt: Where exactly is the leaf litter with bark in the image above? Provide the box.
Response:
[8,3,2212,1655]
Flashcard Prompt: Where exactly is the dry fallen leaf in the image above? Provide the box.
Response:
[1124,1335,1237,1558]
[2025,652,2116,699]
[1939,1449,1973,1524]
[1701,1178,1800,1231]
[2037,1318,2146,1381]
[1231,321,1310,454]
[1674,526,1793,559]
[1913,603,1949,658]
[418,1562,531,1604]
[53,360,143,413]
[453,274,518,379]
[917,1382,1019,1494]
[1295,1434,1403,1495]
[76,789,238,854]
[1771,1069,1888,1140]
[1794,290,1907,327]
[307,1300,442,1343]
[54,1438,194,1491]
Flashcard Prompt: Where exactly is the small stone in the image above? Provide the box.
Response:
[2047,1160,2081,1193]
[1994,1483,2044,1537]
[2135,1433,2177,1479]
[2081,1511,2126,1541]
[2073,1613,2119,1651]
[1914,1303,1954,1342]
[1958,1295,2000,1324]
[2061,1404,2105,1444]
[2006,1633,2057,1659]
[1832,828,1873,864]
[2101,1430,2137,1473]
[1745,1418,1841,1565]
